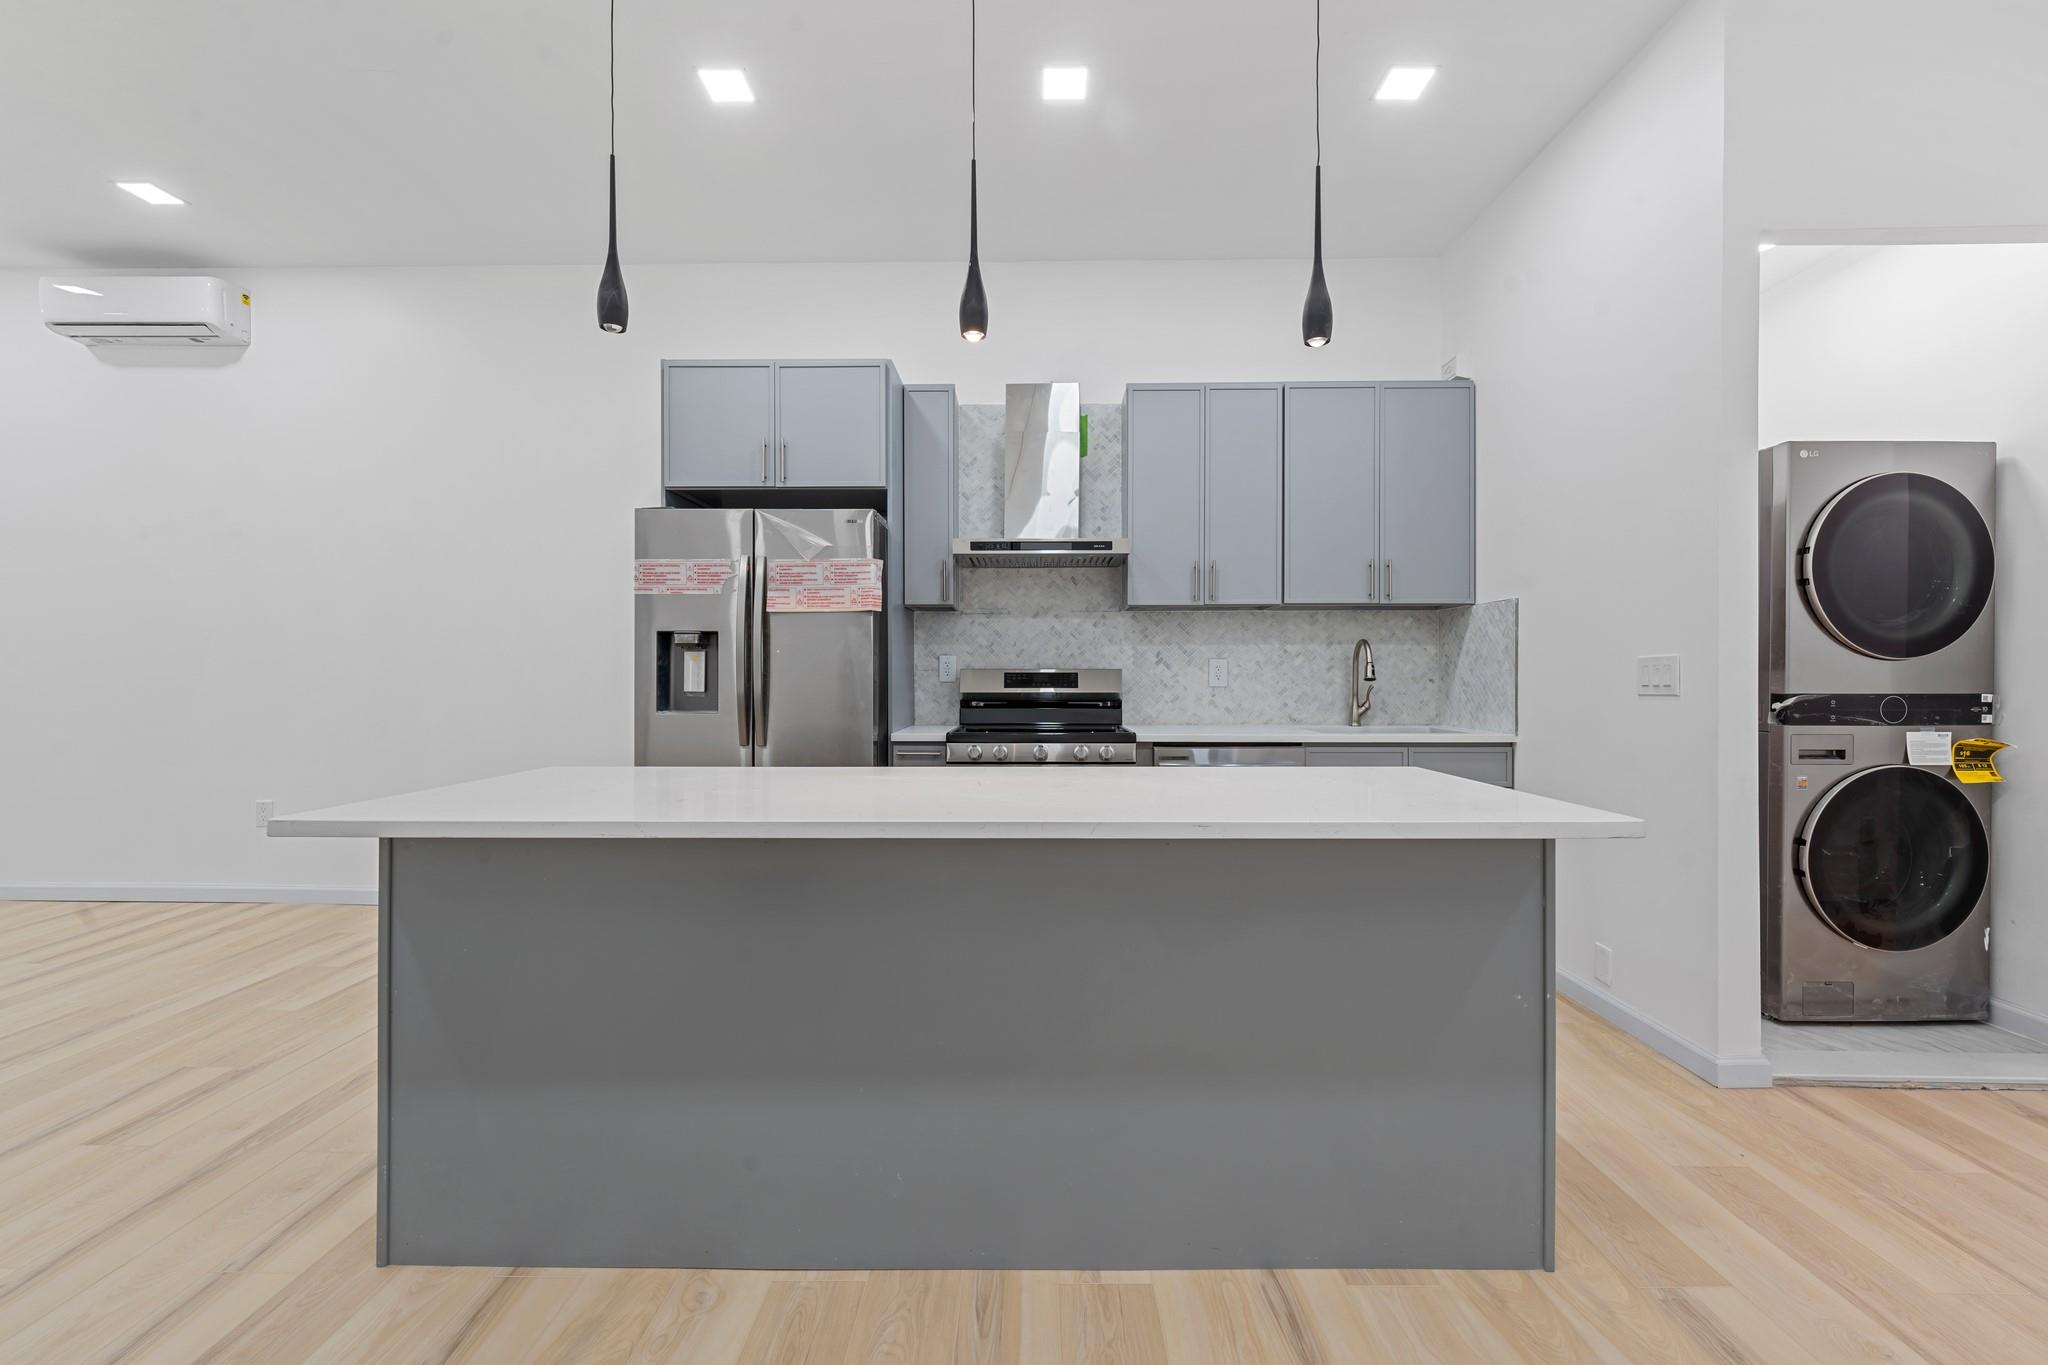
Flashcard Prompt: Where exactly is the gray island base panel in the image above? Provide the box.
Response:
[378,834,1555,1271]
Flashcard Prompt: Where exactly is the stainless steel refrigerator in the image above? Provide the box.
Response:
[634,507,887,766]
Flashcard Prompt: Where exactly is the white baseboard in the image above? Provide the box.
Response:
[1557,969,1774,1089]
[0,883,376,907]
[1992,996,2048,1046]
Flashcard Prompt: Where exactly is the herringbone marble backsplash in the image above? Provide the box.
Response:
[912,403,1516,731]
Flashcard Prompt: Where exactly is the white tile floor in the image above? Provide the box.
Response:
[1763,1017,2048,1087]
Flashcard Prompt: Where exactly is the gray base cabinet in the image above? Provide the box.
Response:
[663,359,898,490]
[902,385,958,609]
[890,742,947,766]
[1306,744,1513,787]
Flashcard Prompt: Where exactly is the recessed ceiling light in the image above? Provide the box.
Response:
[115,181,185,205]
[52,283,104,296]
[1757,242,1777,253]
[1374,67,1436,101]
[697,68,755,103]
[1041,66,1088,101]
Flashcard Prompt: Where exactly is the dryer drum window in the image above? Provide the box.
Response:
[1799,472,1994,660]
[1795,765,1988,952]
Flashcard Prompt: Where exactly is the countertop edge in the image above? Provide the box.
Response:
[268,818,1644,841]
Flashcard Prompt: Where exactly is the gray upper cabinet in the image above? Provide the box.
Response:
[775,363,887,487]
[1283,384,1379,605]
[1202,386,1283,606]
[663,360,893,490]
[902,385,957,609]
[1125,386,1206,607]
[663,363,775,488]
[1378,383,1475,605]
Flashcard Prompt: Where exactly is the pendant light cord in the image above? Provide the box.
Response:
[970,0,977,159]
[1314,0,1321,167]
[609,0,617,155]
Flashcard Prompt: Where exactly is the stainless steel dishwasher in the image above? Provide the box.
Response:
[1150,745,1306,767]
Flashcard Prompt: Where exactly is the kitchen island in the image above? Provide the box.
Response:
[272,765,1640,1272]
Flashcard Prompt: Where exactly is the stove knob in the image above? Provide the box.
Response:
[1097,745,1115,761]
[1073,744,1089,760]
[993,744,1010,761]
[1032,744,1049,763]
[966,744,983,761]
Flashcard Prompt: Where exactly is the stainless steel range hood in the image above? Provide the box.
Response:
[953,382,1129,567]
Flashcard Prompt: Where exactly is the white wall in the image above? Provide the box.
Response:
[1717,0,2048,1057]
[1442,0,1765,1082]
[0,258,1441,899]
[1759,243,2048,1027]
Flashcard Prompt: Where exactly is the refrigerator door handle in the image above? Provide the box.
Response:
[734,557,752,751]
[751,554,770,762]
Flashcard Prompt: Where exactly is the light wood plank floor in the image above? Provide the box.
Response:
[6,899,2048,1364]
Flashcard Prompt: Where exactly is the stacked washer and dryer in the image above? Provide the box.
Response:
[1761,442,1998,1022]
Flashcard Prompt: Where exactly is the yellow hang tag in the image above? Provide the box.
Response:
[1952,737,2008,784]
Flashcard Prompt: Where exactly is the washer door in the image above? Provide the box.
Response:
[1799,472,1994,660]
[1794,764,1988,951]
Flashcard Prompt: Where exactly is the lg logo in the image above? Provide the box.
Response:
[1798,448,1822,459]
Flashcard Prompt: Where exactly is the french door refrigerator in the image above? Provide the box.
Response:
[634,507,886,766]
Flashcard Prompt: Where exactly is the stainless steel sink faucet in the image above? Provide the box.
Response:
[1349,638,1376,725]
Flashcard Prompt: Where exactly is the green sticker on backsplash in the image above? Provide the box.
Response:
[1080,413,1089,458]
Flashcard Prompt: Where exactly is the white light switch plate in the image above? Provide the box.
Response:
[1208,658,1229,688]
[255,799,274,830]
[938,655,957,683]
[1594,941,1614,986]
[1636,654,1680,697]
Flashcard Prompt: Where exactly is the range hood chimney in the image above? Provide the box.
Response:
[954,382,1129,567]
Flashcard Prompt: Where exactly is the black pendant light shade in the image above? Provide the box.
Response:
[596,0,628,334]
[1301,0,1332,347]
[960,160,987,342]
[598,153,628,333]
[959,0,987,342]
[1302,165,1331,347]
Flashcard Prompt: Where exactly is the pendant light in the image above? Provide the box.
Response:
[596,0,629,333]
[958,0,989,342]
[1301,0,1333,347]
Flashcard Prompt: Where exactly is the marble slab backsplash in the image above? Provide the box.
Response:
[913,576,1517,731]
[959,402,1125,538]
[918,400,1516,731]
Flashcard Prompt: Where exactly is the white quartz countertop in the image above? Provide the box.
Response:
[269,765,1639,841]
[891,724,1516,745]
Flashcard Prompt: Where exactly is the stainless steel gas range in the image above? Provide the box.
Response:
[944,668,1138,764]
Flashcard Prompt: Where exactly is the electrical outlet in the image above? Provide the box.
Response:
[938,655,957,683]
[1208,657,1229,688]
[255,798,275,830]
[1635,654,1680,697]
[1594,941,1614,986]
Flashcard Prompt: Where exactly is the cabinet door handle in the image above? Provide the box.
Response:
[1383,560,1393,601]
[940,557,952,604]
[1190,562,1201,603]
[761,442,771,484]
[1208,560,1219,600]
[778,443,788,484]
[1367,560,1376,602]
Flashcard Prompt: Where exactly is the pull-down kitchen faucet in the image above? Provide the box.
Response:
[1349,638,1376,725]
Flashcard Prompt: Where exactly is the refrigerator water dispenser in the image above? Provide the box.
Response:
[655,631,719,712]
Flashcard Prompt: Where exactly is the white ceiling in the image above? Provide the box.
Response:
[1,0,1683,268]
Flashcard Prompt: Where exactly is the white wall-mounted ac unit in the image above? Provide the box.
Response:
[40,275,252,346]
